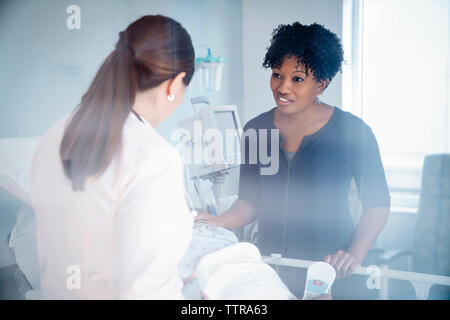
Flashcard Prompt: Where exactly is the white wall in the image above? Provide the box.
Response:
[242,0,344,123]
[0,0,243,141]
[0,0,120,138]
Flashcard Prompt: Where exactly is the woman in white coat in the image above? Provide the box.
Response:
[30,15,196,299]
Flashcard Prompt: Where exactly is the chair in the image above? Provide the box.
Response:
[375,154,450,299]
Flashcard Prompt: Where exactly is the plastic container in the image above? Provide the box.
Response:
[195,48,226,92]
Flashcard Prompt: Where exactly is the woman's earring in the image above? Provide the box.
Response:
[316,96,321,105]
[168,94,175,101]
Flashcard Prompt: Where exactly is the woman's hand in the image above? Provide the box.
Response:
[194,212,224,227]
[324,250,362,279]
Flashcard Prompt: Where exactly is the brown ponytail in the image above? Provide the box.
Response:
[60,15,195,191]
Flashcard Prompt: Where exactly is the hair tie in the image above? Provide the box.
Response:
[123,44,135,57]
[115,41,135,57]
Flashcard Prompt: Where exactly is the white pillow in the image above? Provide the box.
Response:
[0,137,41,205]
[196,242,296,300]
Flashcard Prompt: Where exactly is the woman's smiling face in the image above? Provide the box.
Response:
[270,55,326,115]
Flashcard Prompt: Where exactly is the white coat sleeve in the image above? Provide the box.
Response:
[113,147,193,299]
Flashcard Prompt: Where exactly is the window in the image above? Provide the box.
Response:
[343,0,450,214]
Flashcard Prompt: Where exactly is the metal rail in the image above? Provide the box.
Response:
[262,255,450,300]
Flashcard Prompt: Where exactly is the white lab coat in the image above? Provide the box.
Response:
[30,112,193,299]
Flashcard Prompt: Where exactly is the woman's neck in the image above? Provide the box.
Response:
[275,102,331,126]
[132,89,161,127]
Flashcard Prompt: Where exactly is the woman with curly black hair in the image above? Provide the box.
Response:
[196,22,390,299]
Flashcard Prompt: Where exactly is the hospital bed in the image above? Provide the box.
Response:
[1,137,450,300]
[2,214,450,300]
[0,234,33,299]
[261,254,450,300]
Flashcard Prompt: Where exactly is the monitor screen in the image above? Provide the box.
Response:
[214,111,237,132]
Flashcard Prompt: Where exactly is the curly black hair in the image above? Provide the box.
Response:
[263,22,344,85]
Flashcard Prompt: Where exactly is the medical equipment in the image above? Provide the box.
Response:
[177,97,242,214]
[302,262,336,300]
[195,48,227,92]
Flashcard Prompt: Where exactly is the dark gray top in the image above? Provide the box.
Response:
[238,106,391,258]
